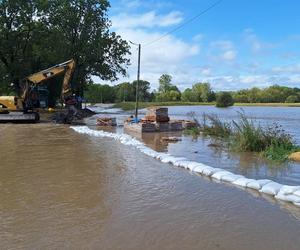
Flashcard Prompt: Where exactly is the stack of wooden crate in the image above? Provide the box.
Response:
[144,107,169,122]
[97,117,117,126]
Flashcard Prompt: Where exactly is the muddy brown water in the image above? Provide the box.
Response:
[1,123,300,250]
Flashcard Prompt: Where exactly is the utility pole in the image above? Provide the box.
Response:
[130,41,141,122]
[135,43,141,120]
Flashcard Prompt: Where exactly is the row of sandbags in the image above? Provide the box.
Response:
[71,126,300,207]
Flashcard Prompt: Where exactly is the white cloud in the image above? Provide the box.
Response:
[120,0,141,9]
[221,50,237,61]
[111,11,183,29]
[200,67,211,76]
[208,40,237,62]
[243,29,276,53]
[105,25,200,89]
[211,40,234,50]
[193,33,204,42]
[272,64,300,74]
[118,0,174,10]
[97,6,300,92]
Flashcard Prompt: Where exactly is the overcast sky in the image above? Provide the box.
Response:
[95,0,300,91]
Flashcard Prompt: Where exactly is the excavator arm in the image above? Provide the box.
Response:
[24,59,75,101]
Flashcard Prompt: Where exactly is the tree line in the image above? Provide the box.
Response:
[0,0,130,106]
[85,74,300,104]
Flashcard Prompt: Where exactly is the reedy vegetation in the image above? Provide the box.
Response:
[185,112,299,162]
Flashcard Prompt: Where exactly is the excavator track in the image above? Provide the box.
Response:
[0,112,39,123]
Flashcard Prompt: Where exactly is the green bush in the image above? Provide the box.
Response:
[285,95,299,103]
[216,92,234,107]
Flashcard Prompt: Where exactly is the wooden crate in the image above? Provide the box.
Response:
[156,122,170,132]
[169,121,183,131]
[124,122,156,133]
[146,107,169,122]
[182,120,197,129]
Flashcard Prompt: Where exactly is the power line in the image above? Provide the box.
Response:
[143,0,223,47]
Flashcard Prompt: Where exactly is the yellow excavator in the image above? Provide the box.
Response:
[0,59,77,122]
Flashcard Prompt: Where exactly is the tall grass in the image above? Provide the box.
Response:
[202,113,232,138]
[185,111,299,162]
[186,112,231,138]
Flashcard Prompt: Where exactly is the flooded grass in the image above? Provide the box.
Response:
[185,112,300,162]
[202,113,232,138]
[114,101,300,111]
[114,101,214,110]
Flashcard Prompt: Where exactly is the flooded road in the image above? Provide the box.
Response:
[1,123,300,249]
[88,105,300,185]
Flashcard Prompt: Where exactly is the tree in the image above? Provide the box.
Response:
[156,74,181,101]
[0,0,130,105]
[181,88,198,102]
[168,90,181,101]
[47,0,130,96]
[0,0,49,90]
[216,92,234,107]
[115,82,134,102]
[192,82,215,102]
[158,74,172,93]
[285,95,299,103]
[132,80,151,101]
[84,83,115,103]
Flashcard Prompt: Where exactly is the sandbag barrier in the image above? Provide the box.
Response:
[71,126,300,208]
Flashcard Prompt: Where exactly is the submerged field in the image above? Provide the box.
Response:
[87,105,300,185]
[113,101,300,111]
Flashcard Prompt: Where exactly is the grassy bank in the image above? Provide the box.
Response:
[185,113,300,162]
[234,102,300,107]
[113,101,212,110]
[113,101,300,110]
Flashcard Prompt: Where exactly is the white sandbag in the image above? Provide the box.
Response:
[293,190,300,197]
[187,161,203,170]
[139,147,150,153]
[161,156,177,164]
[180,161,192,169]
[173,160,186,167]
[173,159,189,167]
[222,174,243,183]
[202,167,222,177]
[136,145,147,150]
[260,182,283,195]
[192,164,210,174]
[232,178,254,187]
[141,148,158,158]
[246,179,272,190]
[212,171,232,180]
[280,185,300,195]
[169,157,187,164]
[201,167,214,176]
[275,192,300,203]
[155,153,170,160]
[293,202,300,207]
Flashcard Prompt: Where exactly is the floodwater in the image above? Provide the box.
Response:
[89,105,300,186]
[1,122,300,249]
